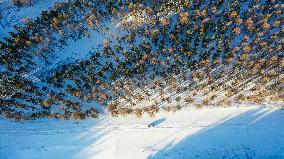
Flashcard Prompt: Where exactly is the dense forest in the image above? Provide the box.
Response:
[0,0,283,120]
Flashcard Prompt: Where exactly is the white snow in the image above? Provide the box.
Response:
[0,2,283,159]
[1,106,283,159]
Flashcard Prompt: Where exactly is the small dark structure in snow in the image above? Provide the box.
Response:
[148,118,166,127]
[148,123,154,127]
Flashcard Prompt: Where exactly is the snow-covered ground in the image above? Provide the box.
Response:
[0,0,64,40]
[0,1,283,159]
[1,106,283,159]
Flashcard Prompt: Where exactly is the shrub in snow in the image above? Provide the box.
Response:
[71,111,86,121]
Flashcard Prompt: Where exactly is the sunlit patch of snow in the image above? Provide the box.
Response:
[2,106,283,159]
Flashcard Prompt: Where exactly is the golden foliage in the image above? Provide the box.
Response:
[71,111,86,121]
[43,100,52,107]
[230,11,238,18]
[233,27,241,35]
[134,109,142,118]
[201,9,207,17]
[243,46,251,54]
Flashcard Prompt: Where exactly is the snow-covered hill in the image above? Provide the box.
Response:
[0,1,283,158]
[1,106,283,159]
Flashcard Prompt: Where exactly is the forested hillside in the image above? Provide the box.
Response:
[0,0,283,120]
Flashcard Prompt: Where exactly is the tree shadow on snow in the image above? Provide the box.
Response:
[148,107,284,159]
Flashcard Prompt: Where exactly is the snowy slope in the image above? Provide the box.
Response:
[0,0,64,40]
[1,106,283,159]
